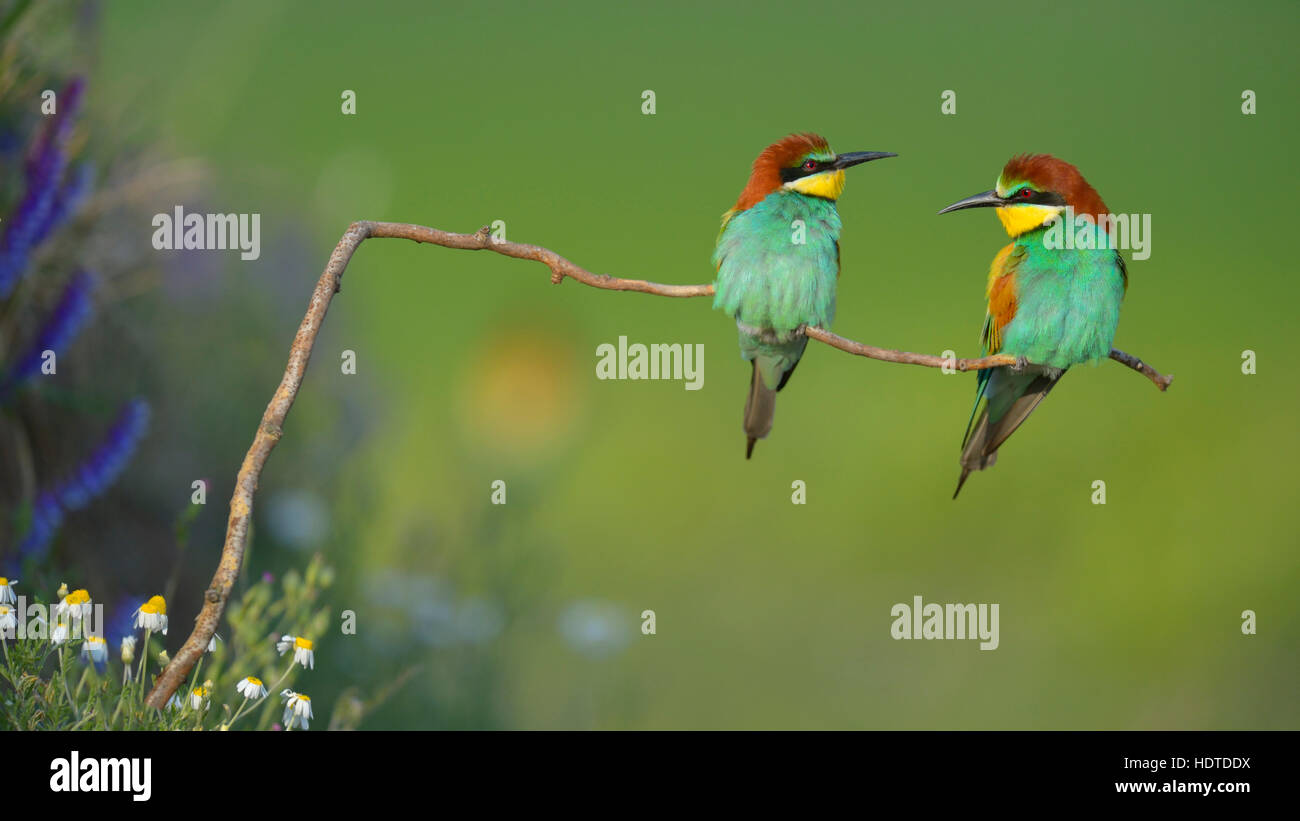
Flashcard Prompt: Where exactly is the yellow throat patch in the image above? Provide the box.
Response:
[785,169,846,200]
[995,203,1063,237]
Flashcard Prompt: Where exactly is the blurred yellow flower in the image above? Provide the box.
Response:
[458,324,584,461]
[81,636,108,664]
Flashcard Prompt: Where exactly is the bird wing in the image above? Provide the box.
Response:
[962,244,1021,448]
[981,243,1020,355]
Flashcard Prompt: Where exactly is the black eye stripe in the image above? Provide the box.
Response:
[780,160,825,183]
[1009,189,1067,207]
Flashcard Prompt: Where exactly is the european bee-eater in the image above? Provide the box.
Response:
[940,154,1127,497]
[712,133,895,458]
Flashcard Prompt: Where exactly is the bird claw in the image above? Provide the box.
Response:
[1011,356,1030,372]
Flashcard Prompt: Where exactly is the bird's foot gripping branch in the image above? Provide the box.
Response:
[145,220,1172,708]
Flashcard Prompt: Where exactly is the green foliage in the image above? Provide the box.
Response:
[0,554,344,731]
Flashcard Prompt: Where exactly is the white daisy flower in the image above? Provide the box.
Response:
[57,589,92,621]
[281,690,313,730]
[0,577,17,605]
[81,635,108,665]
[133,595,168,634]
[51,620,70,645]
[236,676,267,700]
[293,637,315,669]
[190,686,210,710]
[0,604,16,634]
[277,635,316,669]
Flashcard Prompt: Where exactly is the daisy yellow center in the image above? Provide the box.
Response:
[297,694,310,702]
[0,607,10,615]
[0,577,9,585]
[67,589,90,605]
[193,687,207,697]
[87,636,105,644]
[141,595,166,615]
[246,676,263,686]
[295,637,313,650]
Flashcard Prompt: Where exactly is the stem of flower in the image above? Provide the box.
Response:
[59,645,80,721]
[268,658,296,694]
[222,695,252,730]
[73,665,90,699]
[136,629,152,705]
[184,655,204,707]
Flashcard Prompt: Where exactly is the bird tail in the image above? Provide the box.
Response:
[743,359,778,459]
[953,367,1063,498]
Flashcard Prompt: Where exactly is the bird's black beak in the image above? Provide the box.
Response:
[834,151,897,170]
[937,189,1006,215]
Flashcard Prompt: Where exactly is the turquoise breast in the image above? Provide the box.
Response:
[1000,228,1125,369]
[712,191,842,335]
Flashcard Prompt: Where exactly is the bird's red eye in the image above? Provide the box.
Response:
[1019,188,1034,199]
[803,159,818,171]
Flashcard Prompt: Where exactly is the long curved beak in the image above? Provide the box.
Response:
[937,189,1006,215]
[834,151,897,170]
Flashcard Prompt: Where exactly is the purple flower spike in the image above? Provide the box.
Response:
[0,77,87,299]
[14,398,151,561]
[13,491,63,561]
[32,162,93,248]
[24,77,84,182]
[0,270,95,400]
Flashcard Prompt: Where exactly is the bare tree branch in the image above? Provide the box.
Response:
[366,221,716,297]
[802,327,1017,371]
[1108,347,1174,391]
[145,220,1173,708]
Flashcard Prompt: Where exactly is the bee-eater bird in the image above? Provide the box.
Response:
[940,154,1127,498]
[712,133,895,458]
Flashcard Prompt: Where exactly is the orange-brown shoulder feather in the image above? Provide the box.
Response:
[983,244,1019,354]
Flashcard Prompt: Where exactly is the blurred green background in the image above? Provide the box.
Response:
[78,0,1300,727]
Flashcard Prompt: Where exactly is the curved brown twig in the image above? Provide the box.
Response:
[803,327,1018,371]
[1109,347,1174,391]
[145,221,1172,707]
